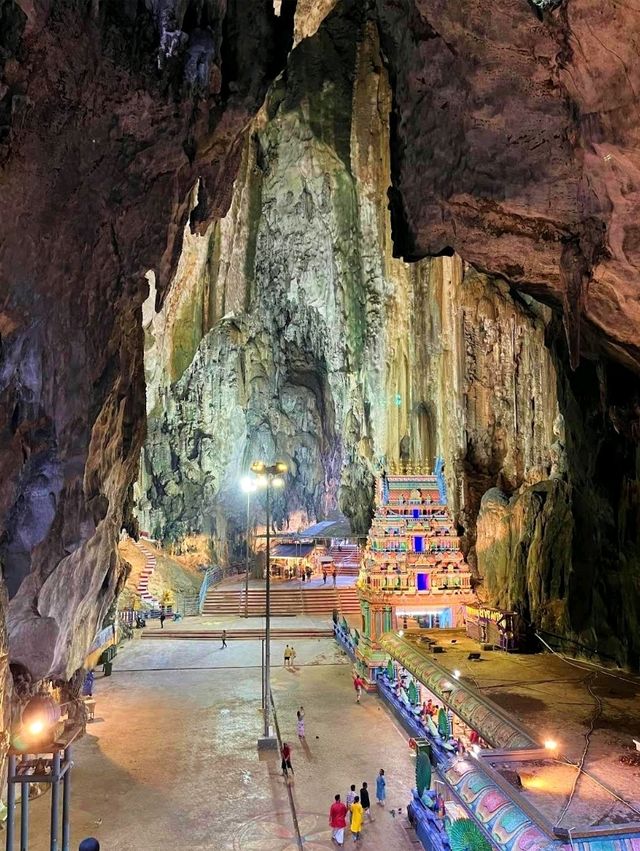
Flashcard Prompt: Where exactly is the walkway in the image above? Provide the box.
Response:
[20,636,419,850]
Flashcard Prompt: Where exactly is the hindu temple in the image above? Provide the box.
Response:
[355,463,475,682]
[2,1,640,849]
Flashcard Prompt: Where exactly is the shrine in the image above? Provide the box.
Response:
[355,461,475,682]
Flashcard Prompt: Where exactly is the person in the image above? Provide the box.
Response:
[296,709,305,739]
[82,670,95,697]
[349,795,363,843]
[284,645,292,667]
[221,629,227,649]
[281,742,293,777]
[332,567,337,587]
[322,567,327,585]
[329,794,348,847]
[353,674,363,704]
[159,610,165,629]
[290,646,297,668]
[360,782,373,821]
[301,569,306,583]
[346,783,356,812]
[376,769,386,806]
[79,840,100,851]
[306,565,312,582]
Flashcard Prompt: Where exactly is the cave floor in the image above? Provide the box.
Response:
[21,636,419,850]
[415,630,640,828]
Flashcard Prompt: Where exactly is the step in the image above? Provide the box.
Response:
[143,628,334,641]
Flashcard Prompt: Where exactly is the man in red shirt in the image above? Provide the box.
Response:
[329,793,348,846]
[353,674,363,703]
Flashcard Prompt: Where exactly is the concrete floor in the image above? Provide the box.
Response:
[21,636,420,850]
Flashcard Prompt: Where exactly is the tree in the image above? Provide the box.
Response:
[408,680,419,705]
[386,659,395,681]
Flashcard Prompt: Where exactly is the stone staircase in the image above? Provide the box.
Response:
[145,626,334,641]
[136,540,159,607]
[201,585,362,617]
[327,543,361,576]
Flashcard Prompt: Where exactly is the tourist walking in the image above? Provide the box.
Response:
[290,646,297,668]
[284,645,292,667]
[329,794,348,847]
[346,783,356,811]
[376,768,386,806]
[221,629,227,649]
[306,565,312,582]
[296,709,305,739]
[349,796,363,843]
[353,673,363,703]
[322,567,327,584]
[332,567,337,587]
[160,610,165,630]
[281,741,294,777]
[360,782,373,821]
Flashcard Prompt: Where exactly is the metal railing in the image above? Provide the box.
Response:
[198,566,222,613]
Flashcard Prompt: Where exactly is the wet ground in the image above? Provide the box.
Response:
[21,633,421,850]
[413,631,640,829]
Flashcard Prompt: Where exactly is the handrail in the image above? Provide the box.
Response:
[197,567,220,613]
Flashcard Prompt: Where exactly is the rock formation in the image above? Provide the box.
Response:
[0,0,294,697]
[376,0,640,372]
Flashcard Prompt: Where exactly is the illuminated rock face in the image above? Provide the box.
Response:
[137,15,558,586]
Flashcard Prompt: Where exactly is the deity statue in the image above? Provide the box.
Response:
[549,412,568,480]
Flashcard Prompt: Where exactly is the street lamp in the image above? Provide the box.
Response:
[250,460,287,749]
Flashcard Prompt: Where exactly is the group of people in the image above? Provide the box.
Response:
[322,566,339,586]
[329,770,386,845]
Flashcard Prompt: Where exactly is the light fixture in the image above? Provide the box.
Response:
[398,629,404,637]
[544,739,558,751]
[453,669,461,679]
[240,476,258,493]
[21,694,61,742]
[272,477,285,488]
[471,744,481,757]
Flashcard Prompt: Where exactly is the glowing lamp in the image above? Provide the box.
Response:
[453,669,461,679]
[21,694,61,742]
[544,739,558,751]
[471,745,481,757]
[398,630,404,637]
[272,477,285,488]
[240,476,258,494]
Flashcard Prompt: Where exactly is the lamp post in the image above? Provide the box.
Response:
[240,477,259,618]
[250,460,287,749]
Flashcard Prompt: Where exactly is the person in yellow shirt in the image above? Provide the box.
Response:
[349,796,364,843]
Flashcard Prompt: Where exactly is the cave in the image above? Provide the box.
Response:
[2,0,640,846]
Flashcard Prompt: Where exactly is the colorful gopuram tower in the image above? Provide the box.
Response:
[355,460,475,683]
